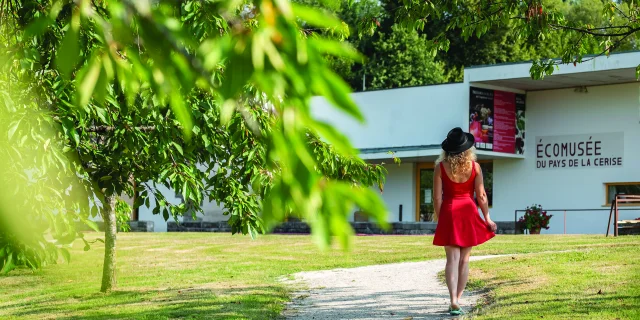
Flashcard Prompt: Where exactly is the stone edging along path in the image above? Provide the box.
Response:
[281,255,509,320]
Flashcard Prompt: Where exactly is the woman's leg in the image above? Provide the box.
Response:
[444,246,461,307]
[456,246,473,303]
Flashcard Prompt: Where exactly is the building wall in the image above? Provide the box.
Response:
[490,83,640,234]
[311,83,468,149]
[377,163,416,222]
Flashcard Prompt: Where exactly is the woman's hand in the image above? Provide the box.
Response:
[486,219,497,233]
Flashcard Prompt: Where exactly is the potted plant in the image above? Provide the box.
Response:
[518,204,552,234]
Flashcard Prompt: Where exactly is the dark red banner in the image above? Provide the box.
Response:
[469,87,525,154]
[493,91,516,153]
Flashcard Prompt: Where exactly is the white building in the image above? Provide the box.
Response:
[141,52,640,234]
[313,51,640,234]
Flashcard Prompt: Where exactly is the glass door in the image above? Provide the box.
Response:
[416,163,435,222]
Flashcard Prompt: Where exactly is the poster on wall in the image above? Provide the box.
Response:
[515,94,526,154]
[535,133,624,169]
[469,87,526,154]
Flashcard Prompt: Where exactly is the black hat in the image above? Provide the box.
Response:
[441,127,475,154]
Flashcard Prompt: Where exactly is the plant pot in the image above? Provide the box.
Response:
[529,228,541,235]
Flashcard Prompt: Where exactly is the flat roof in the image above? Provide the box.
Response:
[465,50,640,69]
[360,145,524,162]
[465,51,640,91]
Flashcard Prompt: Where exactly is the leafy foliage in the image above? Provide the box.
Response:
[0,0,390,280]
[327,0,640,88]
[368,24,446,90]
[518,204,553,231]
[114,199,131,233]
[0,57,93,273]
[385,0,640,79]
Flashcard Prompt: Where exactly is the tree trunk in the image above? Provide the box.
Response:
[100,194,118,293]
[132,179,139,221]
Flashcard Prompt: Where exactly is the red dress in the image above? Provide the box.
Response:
[433,162,495,247]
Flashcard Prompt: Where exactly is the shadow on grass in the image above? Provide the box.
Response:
[11,285,288,320]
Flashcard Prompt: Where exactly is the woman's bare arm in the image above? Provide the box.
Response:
[474,162,497,232]
[433,164,443,222]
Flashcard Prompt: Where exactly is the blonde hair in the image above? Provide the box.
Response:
[435,147,477,180]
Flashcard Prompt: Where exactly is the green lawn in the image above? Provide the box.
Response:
[470,244,640,319]
[0,233,638,319]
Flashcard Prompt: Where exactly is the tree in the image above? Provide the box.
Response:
[387,0,640,79]
[369,0,638,83]
[368,24,447,89]
[0,0,390,292]
[320,0,448,90]
[328,0,627,88]
[333,0,388,89]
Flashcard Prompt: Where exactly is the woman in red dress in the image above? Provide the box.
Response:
[433,127,497,316]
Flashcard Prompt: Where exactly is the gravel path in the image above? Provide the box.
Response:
[282,255,507,320]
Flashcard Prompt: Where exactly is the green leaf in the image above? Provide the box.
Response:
[171,141,184,156]
[0,253,15,274]
[274,0,293,20]
[219,51,253,100]
[8,120,21,140]
[220,99,236,125]
[162,208,169,221]
[77,59,102,109]
[248,224,258,240]
[262,38,285,71]
[61,118,80,146]
[202,134,210,148]
[24,16,54,37]
[200,38,226,70]
[95,107,108,123]
[292,4,342,30]
[314,69,363,122]
[56,17,80,79]
[309,38,363,62]
[169,87,193,140]
[84,220,100,232]
[92,58,112,105]
[58,248,71,263]
[181,183,189,202]
[312,120,356,157]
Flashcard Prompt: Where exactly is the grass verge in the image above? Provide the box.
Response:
[469,244,639,319]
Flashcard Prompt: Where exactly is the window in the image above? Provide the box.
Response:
[605,182,640,205]
[478,162,493,207]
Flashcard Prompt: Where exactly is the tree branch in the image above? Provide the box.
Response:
[85,125,156,133]
[614,5,632,21]
[549,24,640,37]
[575,32,635,64]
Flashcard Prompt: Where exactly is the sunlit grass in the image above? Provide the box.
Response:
[471,245,640,320]
[0,233,637,319]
